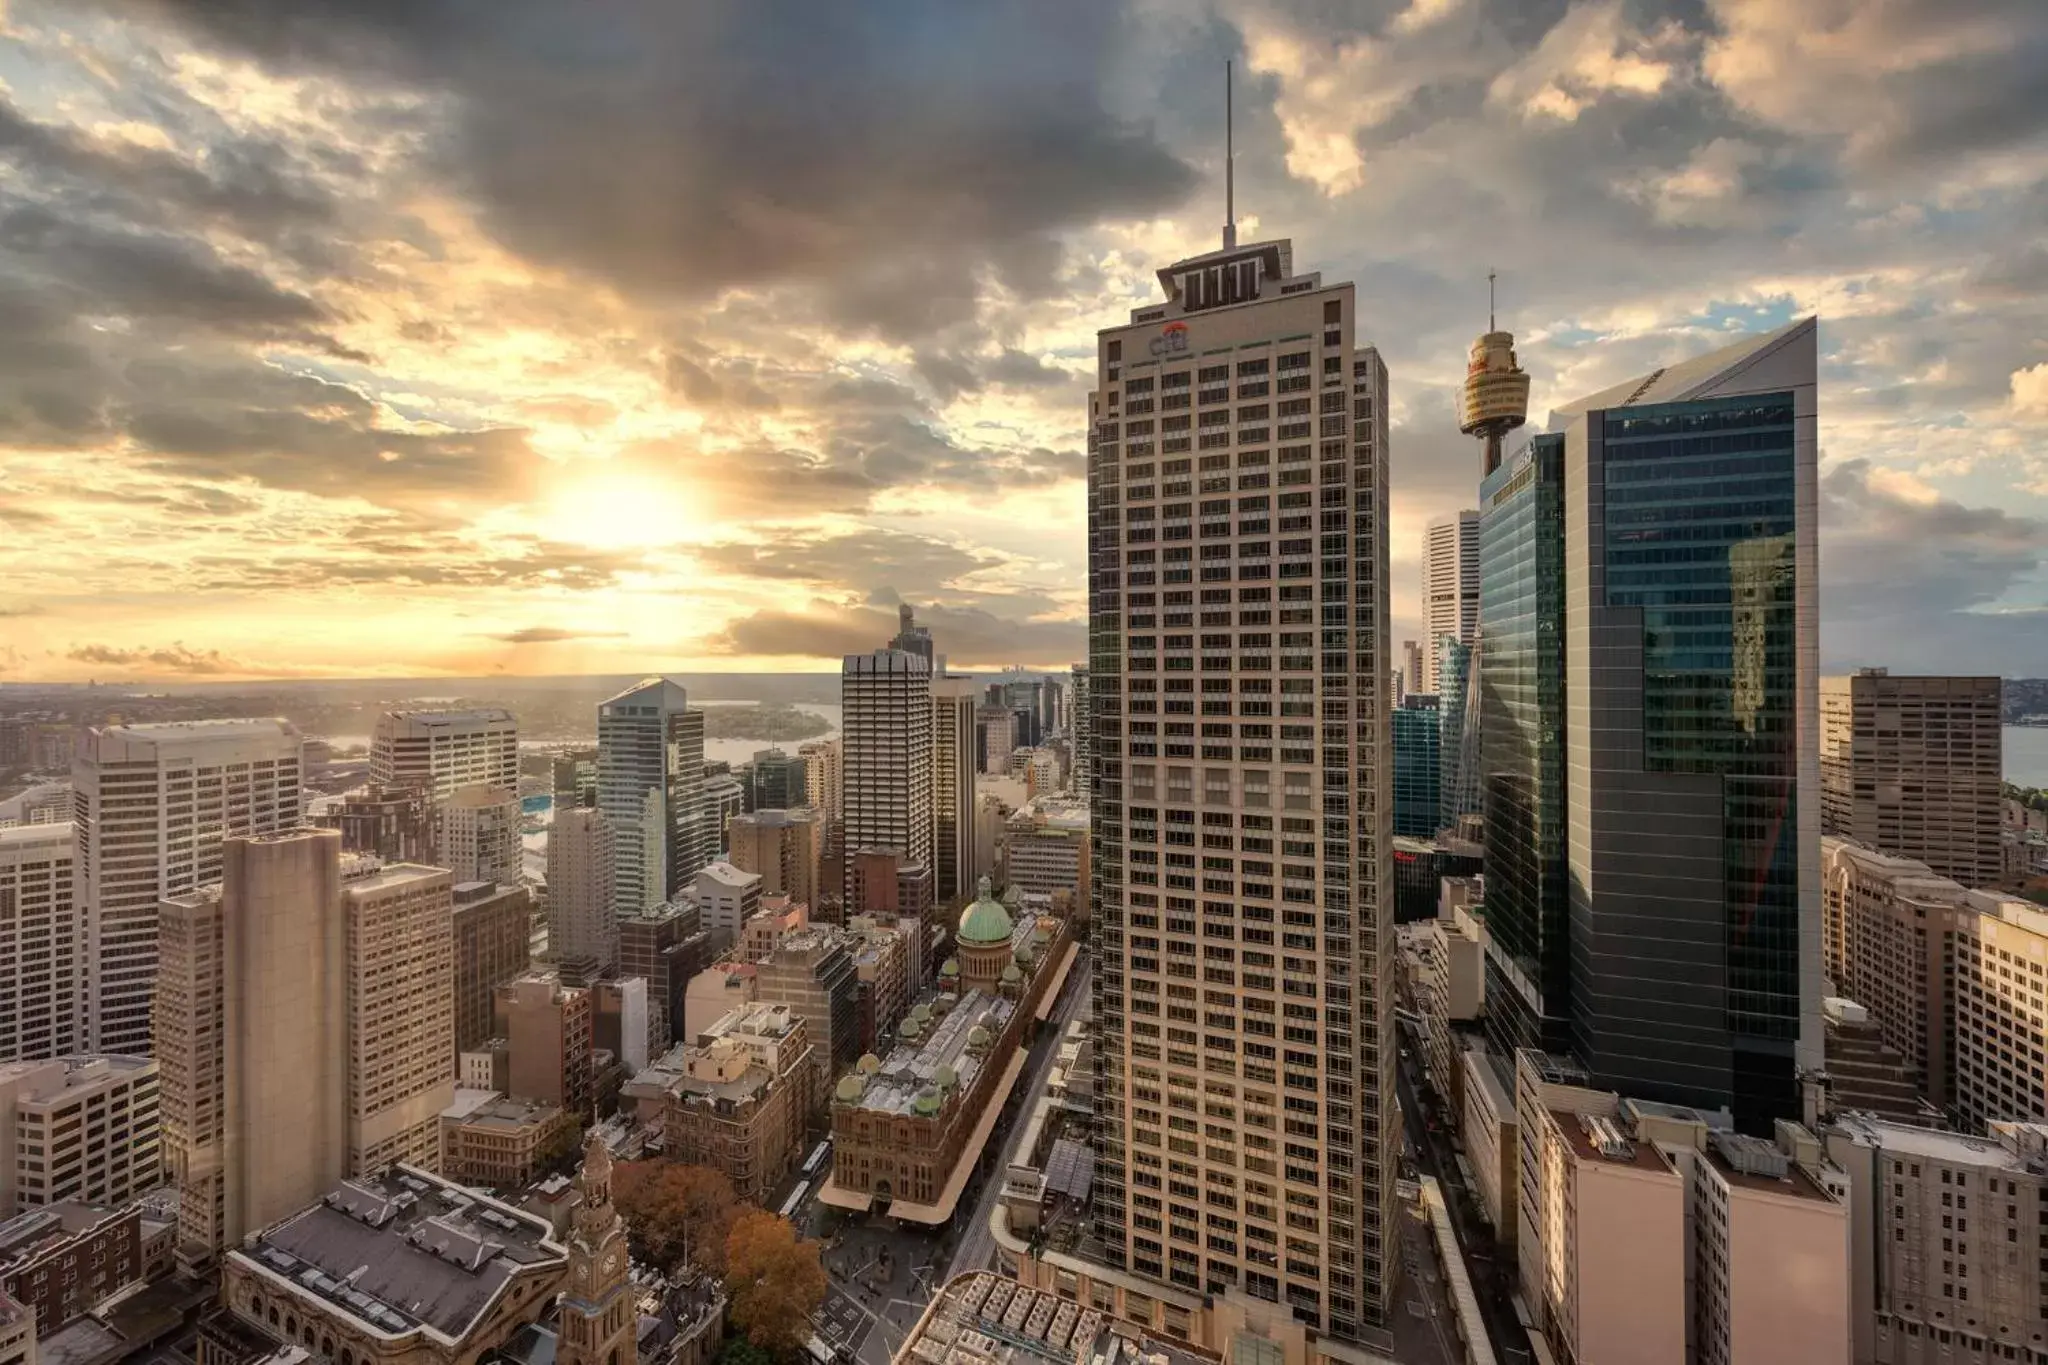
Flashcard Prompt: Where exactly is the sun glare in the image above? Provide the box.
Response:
[542,468,698,549]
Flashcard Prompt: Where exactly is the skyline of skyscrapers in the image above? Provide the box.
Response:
[1087,227,1395,1334]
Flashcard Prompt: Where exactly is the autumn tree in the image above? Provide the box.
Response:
[613,1161,741,1277]
[724,1210,827,1355]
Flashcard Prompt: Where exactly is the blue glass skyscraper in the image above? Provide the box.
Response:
[1391,697,1441,838]
[1478,433,1571,1056]
[1556,317,1821,1130]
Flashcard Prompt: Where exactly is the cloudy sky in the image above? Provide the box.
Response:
[1,0,2046,680]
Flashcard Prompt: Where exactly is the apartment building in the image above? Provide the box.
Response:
[343,862,456,1174]
[1821,670,2002,888]
[497,971,594,1115]
[0,823,79,1060]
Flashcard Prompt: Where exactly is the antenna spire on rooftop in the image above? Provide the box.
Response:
[1223,60,1236,251]
[1489,269,1497,332]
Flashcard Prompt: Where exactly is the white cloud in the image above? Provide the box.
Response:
[1487,0,1692,124]
[2012,363,2048,420]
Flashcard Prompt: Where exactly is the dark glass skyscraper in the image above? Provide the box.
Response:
[1478,433,1571,1057]
[1556,318,1821,1130]
[1391,698,1442,838]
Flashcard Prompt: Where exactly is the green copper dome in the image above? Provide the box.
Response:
[835,1074,865,1103]
[912,1086,942,1116]
[967,1025,992,1050]
[939,957,960,977]
[957,875,1014,945]
[1001,963,1023,984]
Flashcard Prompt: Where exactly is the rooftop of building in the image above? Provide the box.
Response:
[0,820,73,850]
[444,1092,564,1134]
[378,707,516,725]
[899,1271,1212,1365]
[700,1000,800,1043]
[340,861,451,896]
[1703,1132,1838,1202]
[90,717,300,744]
[444,785,518,808]
[1553,315,1814,417]
[835,988,1015,1117]
[0,1201,136,1273]
[1550,1105,1673,1174]
[1832,1114,2048,1173]
[0,1052,156,1102]
[694,861,759,891]
[235,1166,564,1345]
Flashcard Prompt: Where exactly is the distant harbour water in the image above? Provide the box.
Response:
[2009,725,2048,789]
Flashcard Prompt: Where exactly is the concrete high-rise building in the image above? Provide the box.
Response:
[1087,229,1395,1336]
[752,926,858,1088]
[1822,836,2048,1126]
[311,784,433,863]
[840,649,933,901]
[341,860,455,1174]
[497,971,593,1114]
[797,739,842,820]
[0,823,80,1060]
[1824,1115,2048,1365]
[1479,433,1570,1057]
[690,860,761,956]
[0,1054,160,1218]
[974,705,1017,777]
[1399,639,1424,700]
[75,719,303,1054]
[1555,319,1822,1129]
[1069,664,1092,798]
[1422,510,1479,693]
[932,676,979,904]
[156,829,346,1264]
[707,770,745,856]
[436,784,522,887]
[725,808,819,908]
[452,881,532,1052]
[551,746,599,811]
[369,708,518,801]
[597,678,709,915]
[1820,669,2002,888]
[547,806,616,983]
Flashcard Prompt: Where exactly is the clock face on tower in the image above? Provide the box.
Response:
[604,1246,624,1279]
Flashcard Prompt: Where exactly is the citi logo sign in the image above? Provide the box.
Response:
[1150,322,1189,357]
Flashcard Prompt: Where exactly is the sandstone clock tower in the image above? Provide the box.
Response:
[559,1129,635,1365]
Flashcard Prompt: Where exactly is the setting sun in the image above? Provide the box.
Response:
[541,465,700,549]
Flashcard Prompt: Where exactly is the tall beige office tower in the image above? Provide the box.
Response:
[436,784,522,886]
[1422,510,1478,693]
[798,739,842,820]
[1820,669,2002,888]
[368,708,519,801]
[932,675,980,903]
[1088,228,1395,1335]
[156,830,348,1267]
[342,860,455,1172]
[726,808,820,907]
[76,719,303,1054]
[548,806,617,983]
[0,823,80,1059]
[840,649,933,898]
